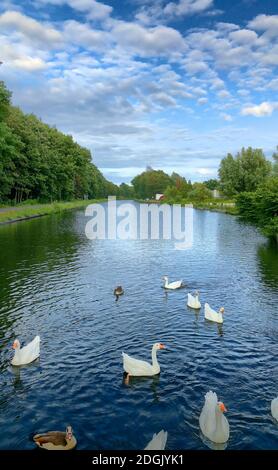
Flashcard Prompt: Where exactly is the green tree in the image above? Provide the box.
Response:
[0,80,116,203]
[273,147,278,175]
[219,147,272,196]
[236,176,278,238]
[0,81,11,121]
[204,179,219,190]
[188,183,211,202]
[131,169,173,199]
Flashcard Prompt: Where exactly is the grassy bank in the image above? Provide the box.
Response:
[134,198,237,215]
[0,199,106,225]
[193,200,238,215]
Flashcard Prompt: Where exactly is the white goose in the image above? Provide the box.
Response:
[122,343,166,380]
[11,336,40,366]
[162,276,183,290]
[187,291,201,309]
[204,303,225,324]
[145,430,168,450]
[271,397,278,422]
[199,391,229,444]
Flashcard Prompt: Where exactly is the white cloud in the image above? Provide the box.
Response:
[34,0,113,21]
[241,101,274,117]
[63,20,109,51]
[164,0,214,17]
[248,14,278,38]
[229,29,257,45]
[198,97,208,105]
[112,22,185,57]
[0,10,62,47]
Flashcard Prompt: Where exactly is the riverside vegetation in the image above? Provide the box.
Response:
[0,80,277,239]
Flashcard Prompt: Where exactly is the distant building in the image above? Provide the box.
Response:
[212,189,221,198]
[155,193,165,201]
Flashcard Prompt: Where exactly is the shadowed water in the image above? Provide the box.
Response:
[0,203,277,450]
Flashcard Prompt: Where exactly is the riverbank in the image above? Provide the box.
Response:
[134,198,237,215]
[193,201,238,215]
[0,198,238,226]
[0,199,106,225]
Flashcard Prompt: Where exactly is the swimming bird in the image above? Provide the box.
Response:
[187,291,201,309]
[199,391,229,444]
[145,430,168,450]
[11,336,40,366]
[204,303,225,324]
[122,342,166,382]
[33,426,76,450]
[114,286,124,301]
[162,276,183,290]
[271,397,278,422]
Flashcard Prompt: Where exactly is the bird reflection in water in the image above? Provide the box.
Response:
[9,359,41,391]
[199,431,228,451]
[122,373,161,402]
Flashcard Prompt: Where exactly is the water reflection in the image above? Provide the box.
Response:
[0,206,277,450]
[199,431,228,451]
[122,374,161,401]
[9,359,41,391]
[257,240,278,287]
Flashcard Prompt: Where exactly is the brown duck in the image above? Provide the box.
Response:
[114,286,124,301]
[33,425,77,450]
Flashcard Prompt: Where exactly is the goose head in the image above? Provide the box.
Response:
[66,426,73,441]
[219,307,225,314]
[217,402,227,413]
[12,339,20,350]
[153,342,166,351]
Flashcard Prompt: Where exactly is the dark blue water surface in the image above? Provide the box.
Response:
[0,203,277,450]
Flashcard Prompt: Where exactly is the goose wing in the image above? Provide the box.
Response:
[34,431,66,447]
[122,352,153,375]
[20,335,40,362]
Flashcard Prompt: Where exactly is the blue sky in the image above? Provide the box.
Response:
[0,1,277,183]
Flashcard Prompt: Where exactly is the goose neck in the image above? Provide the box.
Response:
[152,347,159,368]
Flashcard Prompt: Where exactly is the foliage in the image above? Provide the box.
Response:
[273,146,278,175]
[219,147,272,196]
[188,183,212,202]
[131,169,174,199]
[0,81,116,203]
[0,199,106,224]
[203,179,219,190]
[118,183,135,199]
[236,176,278,238]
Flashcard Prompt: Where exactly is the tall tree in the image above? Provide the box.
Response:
[219,147,272,196]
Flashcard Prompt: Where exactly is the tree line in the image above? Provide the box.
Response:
[0,81,118,203]
[0,80,277,238]
[124,148,278,239]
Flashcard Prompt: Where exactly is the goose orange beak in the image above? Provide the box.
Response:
[12,341,17,349]
[159,343,166,349]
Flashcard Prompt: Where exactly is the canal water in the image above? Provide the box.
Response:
[0,202,277,449]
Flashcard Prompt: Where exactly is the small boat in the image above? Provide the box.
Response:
[11,336,40,366]
[114,286,124,300]
[187,291,201,309]
[204,303,225,324]
[199,391,229,444]
[122,343,166,380]
[33,426,76,450]
[145,430,168,450]
[162,276,183,290]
